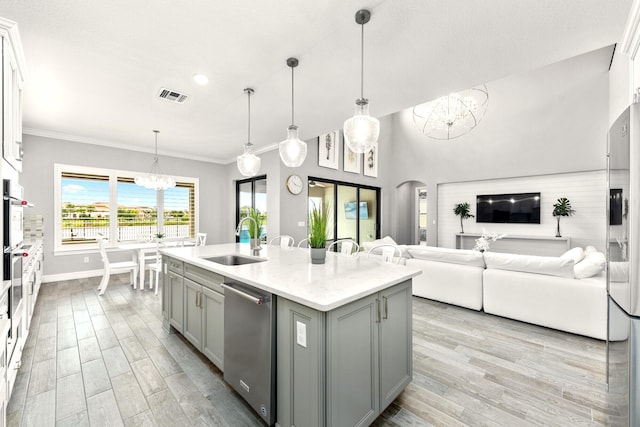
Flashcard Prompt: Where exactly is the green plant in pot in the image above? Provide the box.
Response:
[453,202,474,234]
[552,197,575,237]
[309,202,330,264]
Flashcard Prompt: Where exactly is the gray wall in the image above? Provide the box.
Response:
[384,46,611,246]
[21,134,230,277]
[225,115,394,245]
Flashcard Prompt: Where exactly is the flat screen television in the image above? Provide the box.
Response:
[476,192,540,224]
[345,201,368,219]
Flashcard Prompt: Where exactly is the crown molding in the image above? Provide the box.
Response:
[23,127,228,164]
[622,0,640,59]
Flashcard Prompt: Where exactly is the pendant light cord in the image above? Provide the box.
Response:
[291,65,295,126]
[247,89,251,145]
[153,130,159,161]
[360,21,364,99]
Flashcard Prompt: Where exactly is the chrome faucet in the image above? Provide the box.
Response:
[236,217,261,251]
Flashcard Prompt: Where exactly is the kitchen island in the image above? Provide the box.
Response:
[160,243,421,427]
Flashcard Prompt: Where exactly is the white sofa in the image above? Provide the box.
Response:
[366,237,607,340]
[405,247,485,310]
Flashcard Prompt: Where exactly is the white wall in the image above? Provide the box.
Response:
[437,171,606,252]
[386,46,612,247]
[21,134,230,278]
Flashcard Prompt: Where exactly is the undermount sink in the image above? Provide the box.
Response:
[203,254,265,266]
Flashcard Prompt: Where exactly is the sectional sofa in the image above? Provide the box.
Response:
[365,239,607,340]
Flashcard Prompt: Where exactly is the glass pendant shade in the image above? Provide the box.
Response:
[279,125,307,167]
[134,130,176,191]
[237,143,261,177]
[236,87,261,177]
[344,100,380,153]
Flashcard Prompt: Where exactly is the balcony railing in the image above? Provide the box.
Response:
[62,224,191,244]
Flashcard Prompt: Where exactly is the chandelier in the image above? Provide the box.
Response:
[134,130,176,190]
[237,88,261,177]
[412,84,489,140]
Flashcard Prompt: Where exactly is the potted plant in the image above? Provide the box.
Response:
[309,202,330,264]
[453,202,474,234]
[552,197,575,237]
[246,208,264,247]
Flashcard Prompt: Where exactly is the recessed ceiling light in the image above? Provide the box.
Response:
[193,74,209,85]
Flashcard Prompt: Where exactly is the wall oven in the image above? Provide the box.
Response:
[3,179,28,359]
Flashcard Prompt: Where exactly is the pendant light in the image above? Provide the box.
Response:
[237,88,261,177]
[344,9,380,154]
[279,57,307,167]
[134,130,176,190]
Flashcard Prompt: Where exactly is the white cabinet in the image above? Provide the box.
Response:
[0,18,26,173]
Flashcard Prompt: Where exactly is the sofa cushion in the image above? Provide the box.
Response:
[483,251,574,278]
[574,250,606,279]
[407,246,485,268]
[560,247,585,264]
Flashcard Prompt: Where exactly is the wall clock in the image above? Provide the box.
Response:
[286,174,303,195]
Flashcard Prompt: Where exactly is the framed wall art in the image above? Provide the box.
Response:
[344,140,361,174]
[363,144,378,177]
[318,130,339,169]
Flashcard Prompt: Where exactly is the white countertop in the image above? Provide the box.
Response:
[161,243,421,312]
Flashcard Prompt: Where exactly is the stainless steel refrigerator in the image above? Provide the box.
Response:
[607,104,640,426]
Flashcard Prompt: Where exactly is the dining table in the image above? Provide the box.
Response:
[116,240,194,290]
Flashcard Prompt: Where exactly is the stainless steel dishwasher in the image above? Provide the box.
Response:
[222,281,276,425]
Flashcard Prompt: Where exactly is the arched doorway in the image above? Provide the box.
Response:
[394,180,426,245]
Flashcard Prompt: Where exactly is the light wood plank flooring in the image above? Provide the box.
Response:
[7,275,616,426]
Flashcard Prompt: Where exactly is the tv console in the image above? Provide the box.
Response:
[455,233,571,256]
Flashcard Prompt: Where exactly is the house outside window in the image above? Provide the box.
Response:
[55,164,198,252]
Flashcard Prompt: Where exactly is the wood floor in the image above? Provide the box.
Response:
[7,275,616,426]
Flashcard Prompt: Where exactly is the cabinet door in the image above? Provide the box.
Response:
[379,281,413,409]
[201,287,224,370]
[168,271,184,332]
[183,279,202,350]
[327,293,379,427]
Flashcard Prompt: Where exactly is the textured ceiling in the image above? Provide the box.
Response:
[0,0,632,163]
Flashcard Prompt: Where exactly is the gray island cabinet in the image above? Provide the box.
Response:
[160,244,421,427]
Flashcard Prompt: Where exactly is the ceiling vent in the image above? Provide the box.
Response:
[158,88,189,104]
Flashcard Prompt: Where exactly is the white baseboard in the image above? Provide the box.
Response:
[42,269,104,283]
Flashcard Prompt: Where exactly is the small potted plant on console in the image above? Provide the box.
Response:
[454,202,474,234]
[552,197,575,237]
[309,202,330,264]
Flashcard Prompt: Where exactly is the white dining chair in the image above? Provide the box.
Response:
[146,243,162,295]
[269,235,294,247]
[366,244,401,264]
[97,237,139,295]
[326,239,360,257]
[195,233,207,246]
[297,238,309,249]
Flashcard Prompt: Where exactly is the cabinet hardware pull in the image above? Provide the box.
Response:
[383,296,388,320]
[196,291,200,307]
[376,298,381,323]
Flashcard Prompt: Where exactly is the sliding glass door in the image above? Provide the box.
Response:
[308,177,380,248]
[236,175,267,242]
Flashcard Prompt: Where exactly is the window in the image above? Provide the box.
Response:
[235,175,267,242]
[55,164,198,252]
[308,177,380,246]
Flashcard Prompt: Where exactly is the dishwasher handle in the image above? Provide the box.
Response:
[222,283,269,305]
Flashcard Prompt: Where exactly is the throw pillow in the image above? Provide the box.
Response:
[560,247,585,264]
[574,250,606,279]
